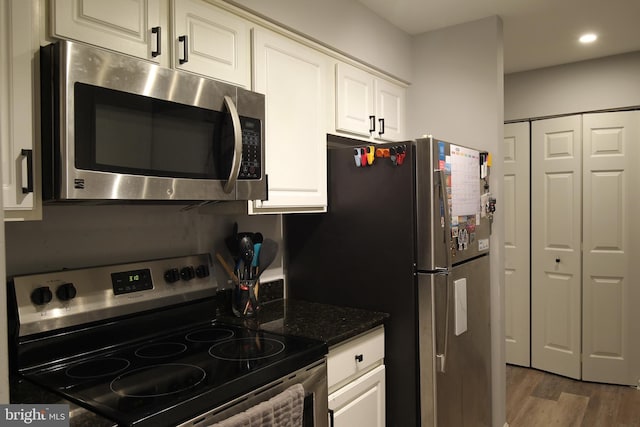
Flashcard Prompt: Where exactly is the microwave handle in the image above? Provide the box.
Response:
[222,95,243,194]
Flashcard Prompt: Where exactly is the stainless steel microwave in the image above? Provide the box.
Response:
[40,40,267,203]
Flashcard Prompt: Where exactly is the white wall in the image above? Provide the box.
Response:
[225,0,413,82]
[408,16,506,427]
[505,51,640,121]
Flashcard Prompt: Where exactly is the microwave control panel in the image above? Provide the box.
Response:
[239,117,262,180]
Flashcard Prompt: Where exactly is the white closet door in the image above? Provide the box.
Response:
[503,122,531,367]
[531,115,582,380]
[582,111,640,386]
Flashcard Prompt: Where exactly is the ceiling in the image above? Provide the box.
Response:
[357,0,640,74]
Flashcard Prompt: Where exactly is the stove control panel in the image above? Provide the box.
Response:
[11,254,218,337]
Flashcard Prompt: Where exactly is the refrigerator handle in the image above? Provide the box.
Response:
[435,169,452,373]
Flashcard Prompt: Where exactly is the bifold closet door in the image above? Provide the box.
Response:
[582,111,640,386]
[531,115,582,380]
[503,122,531,367]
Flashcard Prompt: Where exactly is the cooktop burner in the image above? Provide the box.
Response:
[209,337,285,361]
[66,357,131,379]
[110,363,207,398]
[185,326,235,343]
[135,342,188,359]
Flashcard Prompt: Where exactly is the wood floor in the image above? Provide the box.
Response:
[506,365,640,427]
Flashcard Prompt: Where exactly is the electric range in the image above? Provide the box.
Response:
[7,254,328,427]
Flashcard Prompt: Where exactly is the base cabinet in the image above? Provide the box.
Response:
[329,364,385,427]
[327,327,385,426]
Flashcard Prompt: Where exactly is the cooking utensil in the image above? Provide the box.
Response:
[251,233,263,279]
[238,236,254,280]
[257,238,278,276]
[253,238,278,301]
[215,252,239,284]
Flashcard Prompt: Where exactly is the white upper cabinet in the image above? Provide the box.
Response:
[335,62,406,142]
[51,0,250,86]
[250,27,329,214]
[1,0,41,220]
[51,0,164,64]
[172,0,250,87]
[335,64,375,137]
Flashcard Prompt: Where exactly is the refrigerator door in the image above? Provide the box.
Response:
[415,137,491,271]
[417,255,492,426]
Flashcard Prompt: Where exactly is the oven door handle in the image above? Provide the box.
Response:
[223,95,243,194]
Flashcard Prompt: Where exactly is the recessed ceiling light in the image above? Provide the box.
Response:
[579,33,597,44]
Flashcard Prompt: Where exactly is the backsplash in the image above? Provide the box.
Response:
[5,205,284,289]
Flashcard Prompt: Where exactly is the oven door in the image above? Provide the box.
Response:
[181,360,328,427]
[41,40,266,202]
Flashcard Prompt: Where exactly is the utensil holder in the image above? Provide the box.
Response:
[232,279,260,317]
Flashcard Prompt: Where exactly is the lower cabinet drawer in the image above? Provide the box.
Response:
[328,364,386,427]
[327,326,384,391]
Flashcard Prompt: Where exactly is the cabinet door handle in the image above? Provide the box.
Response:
[21,149,33,194]
[328,409,335,427]
[378,118,385,136]
[179,35,189,64]
[369,115,376,133]
[151,26,161,57]
[355,354,364,363]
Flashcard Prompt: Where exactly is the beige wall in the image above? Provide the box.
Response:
[505,51,640,121]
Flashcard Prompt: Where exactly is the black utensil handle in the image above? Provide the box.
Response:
[179,35,189,64]
[151,26,161,57]
[21,149,33,194]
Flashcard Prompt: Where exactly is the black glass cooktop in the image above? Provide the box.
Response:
[22,322,326,427]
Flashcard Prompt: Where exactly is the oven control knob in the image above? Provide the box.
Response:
[31,286,53,305]
[195,264,210,278]
[180,266,195,281]
[56,283,77,301]
[164,268,180,283]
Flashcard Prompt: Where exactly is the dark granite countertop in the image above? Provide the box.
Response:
[11,298,387,426]
[219,298,389,348]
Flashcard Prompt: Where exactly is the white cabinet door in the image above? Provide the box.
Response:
[1,0,41,220]
[172,0,250,87]
[503,122,530,367]
[531,115,582,380]
[52,0,163,63]
[335,62,405,142]
[582,111,640,386]
[250,28,328,213]
[335,63,375,137]
[329,365,385,427]
[374,78,404,142]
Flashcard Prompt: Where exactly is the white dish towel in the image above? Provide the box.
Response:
[210,383,305,427]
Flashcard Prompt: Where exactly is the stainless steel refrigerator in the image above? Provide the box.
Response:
[285,135,492,427]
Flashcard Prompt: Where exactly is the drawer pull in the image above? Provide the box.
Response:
[355,354,364,363]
